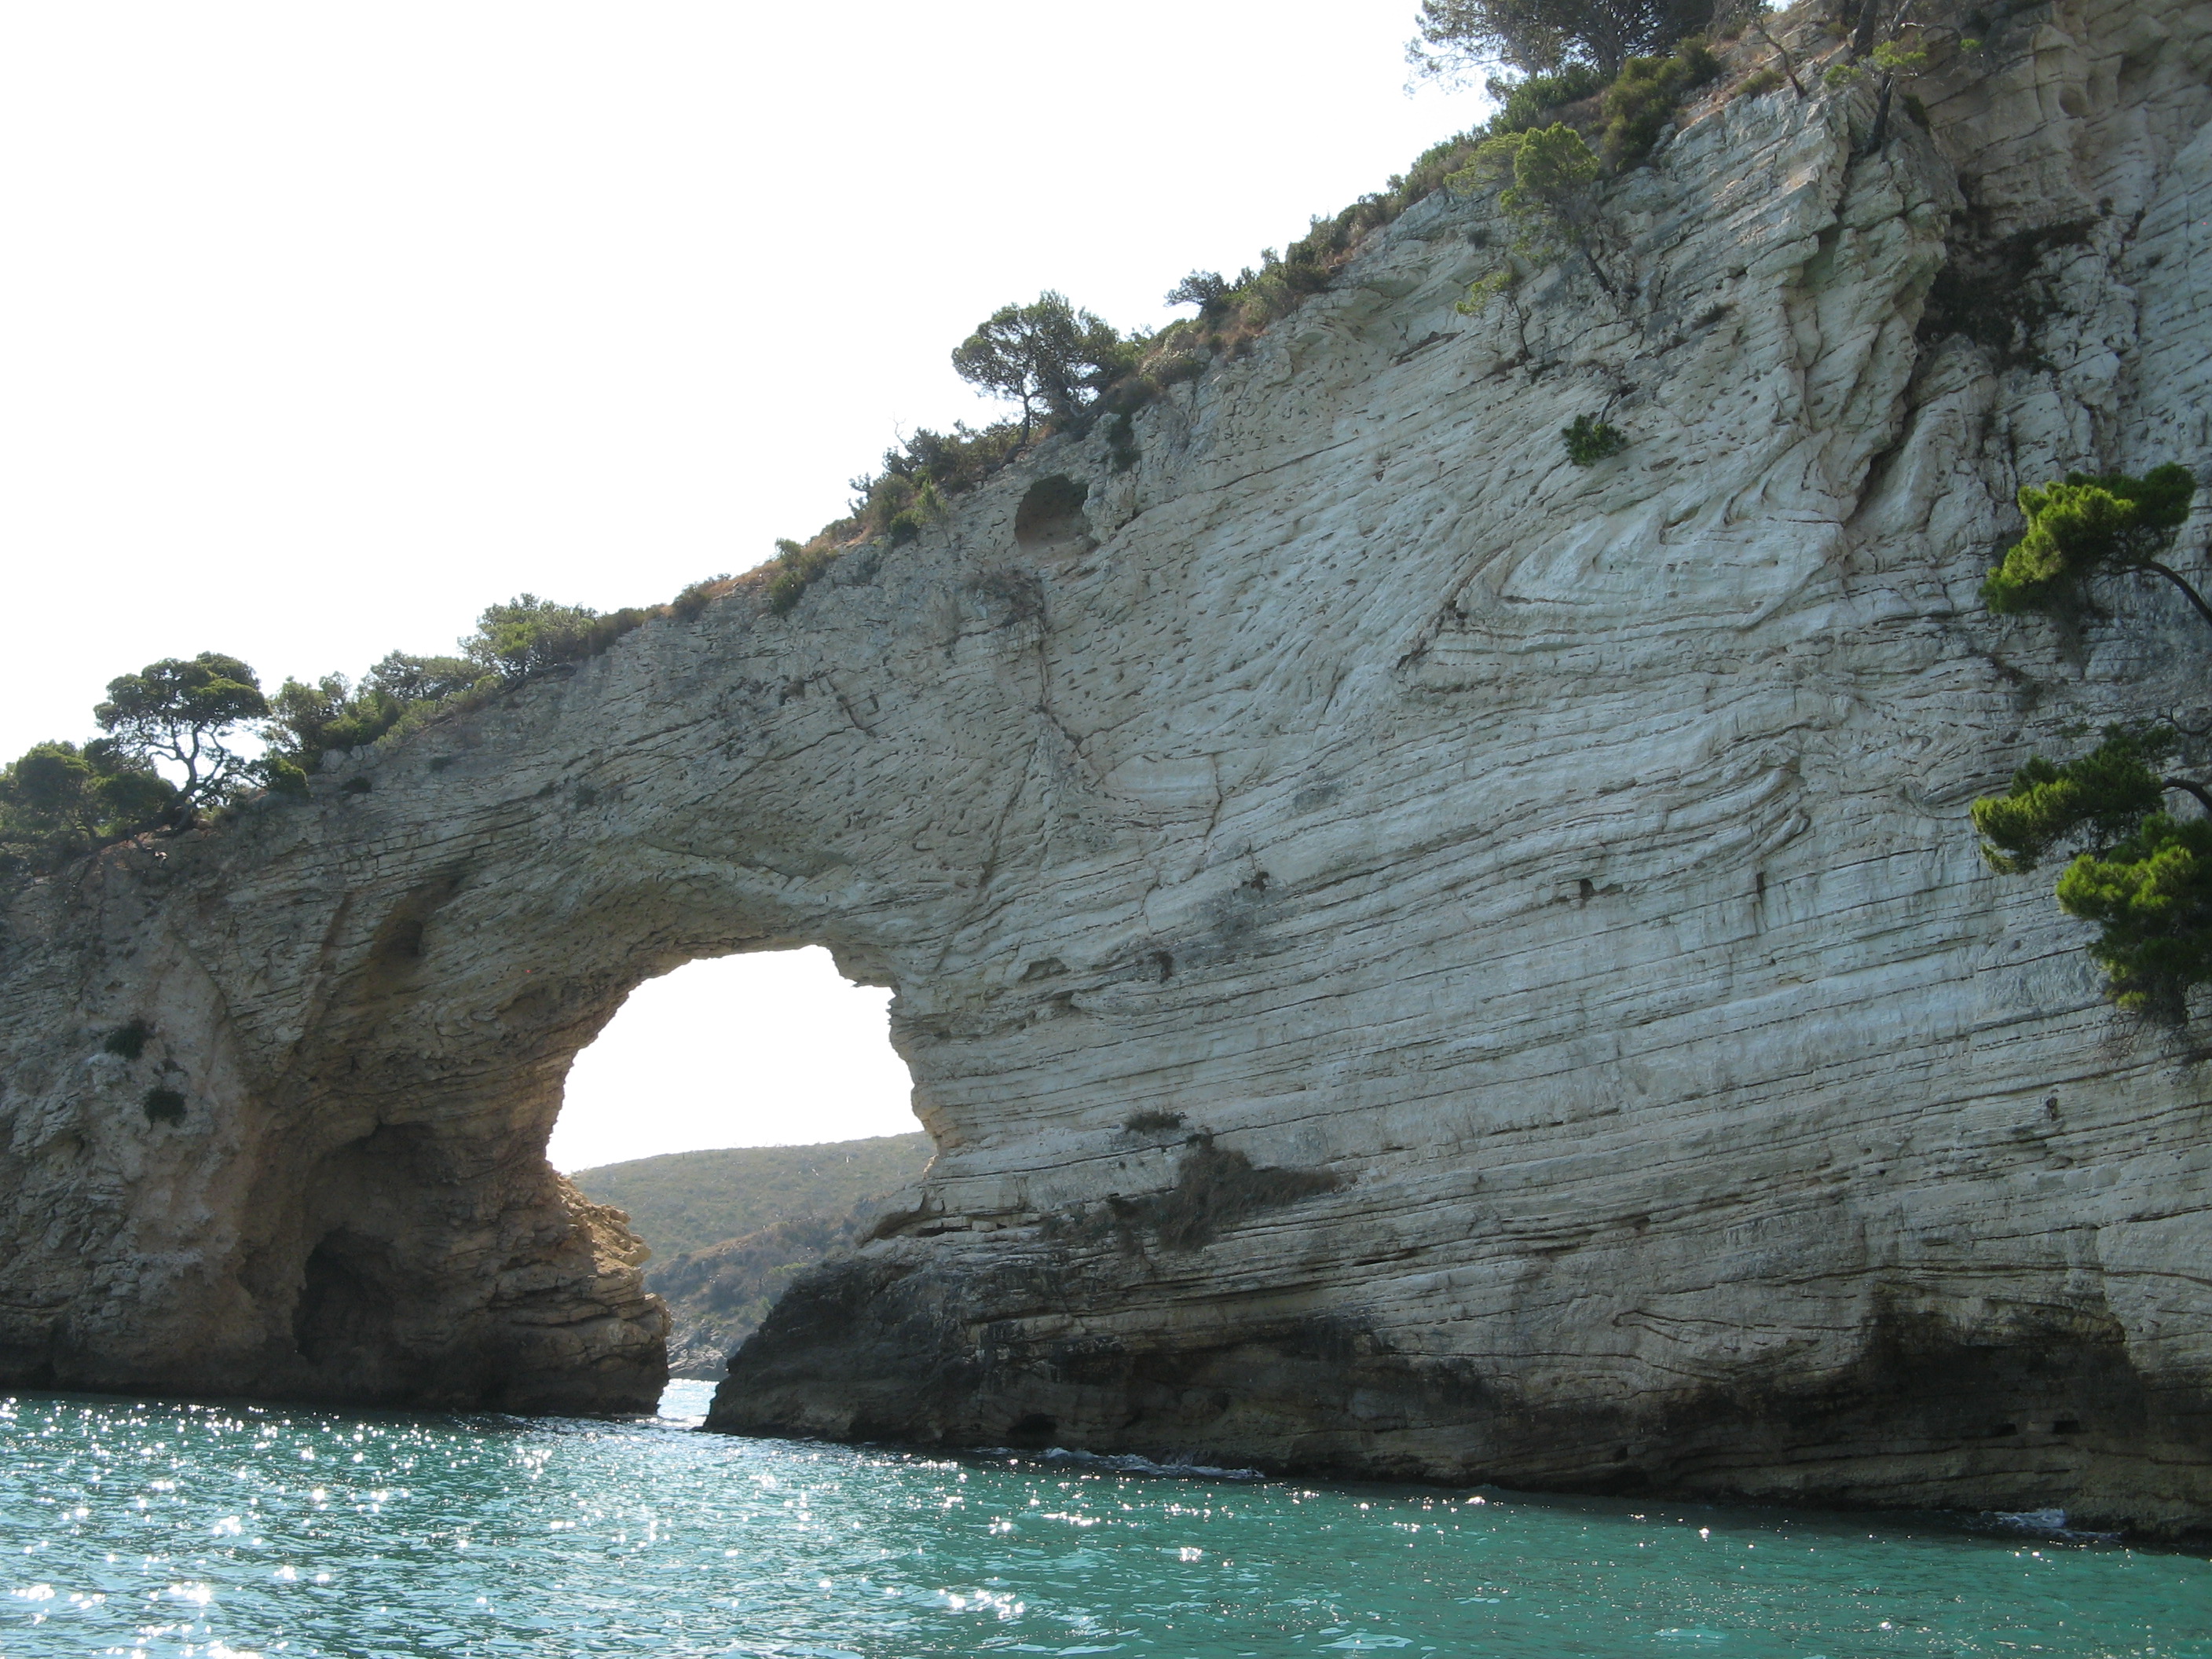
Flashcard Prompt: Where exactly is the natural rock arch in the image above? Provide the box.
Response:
[6,0,2212,1529]
[0,531,1075,1407]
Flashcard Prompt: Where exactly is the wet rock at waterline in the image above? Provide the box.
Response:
[5,0,2212,1529]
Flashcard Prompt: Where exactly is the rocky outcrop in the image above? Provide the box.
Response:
[3,0,2210,1525]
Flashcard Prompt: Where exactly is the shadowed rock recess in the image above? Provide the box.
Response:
[4,0,2211,1525]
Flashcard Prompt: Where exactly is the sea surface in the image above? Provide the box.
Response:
[3,1379,2210,1657]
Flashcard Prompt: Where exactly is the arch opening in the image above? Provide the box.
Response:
[553,947,930,1386]
[548,947,920,1171]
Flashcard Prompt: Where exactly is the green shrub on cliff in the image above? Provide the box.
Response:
[463,594,653,682]
[259,599,663,775]
[365,651,483,703]
[104,1020,151,1060]
[1487,64,1608,132]
[767,538,838,615]
[1447,122,1605,306]
[2056,815,2212,1020]
[1599,38,1719,167]
[1561,413,1627,465]
[262,654,481,779]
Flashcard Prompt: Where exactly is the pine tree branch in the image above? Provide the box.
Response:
[2163,777,2212,815]
[2135,561,2212,629]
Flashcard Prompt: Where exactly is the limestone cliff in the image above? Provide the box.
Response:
[2,0,2210,1527]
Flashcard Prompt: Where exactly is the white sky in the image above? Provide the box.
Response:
[1,2,1492,1161]
[547,949,915,1171]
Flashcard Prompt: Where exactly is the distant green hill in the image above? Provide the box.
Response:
[573,1133,935,1373]
[572,1133,933,1262]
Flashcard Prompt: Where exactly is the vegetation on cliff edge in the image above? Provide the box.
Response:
[5,1,1885,884]
[0,595,727,877]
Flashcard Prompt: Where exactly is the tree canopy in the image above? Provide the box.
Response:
[950,293,1135,441]
[1972,724,2192,875]
[1411,0,1711,79]
[3,585,671,879]
[2056,814,2212,1019]
[1164,271,1233,316]
[1981,463,2202,623]
[0,739,175,876]
[93,653,268,820]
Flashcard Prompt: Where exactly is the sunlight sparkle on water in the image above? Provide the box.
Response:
[0,1381,2207,1657]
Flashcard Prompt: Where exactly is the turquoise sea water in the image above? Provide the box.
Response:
[4,1381,2210,1658]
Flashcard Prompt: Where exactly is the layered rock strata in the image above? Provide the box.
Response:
[2,0,2210,1525]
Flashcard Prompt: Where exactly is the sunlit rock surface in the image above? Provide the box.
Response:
[3,0,2210,1525]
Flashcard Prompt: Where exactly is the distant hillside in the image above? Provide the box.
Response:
[645,1205,887,1379]
[570,1133,934,1379]
[570,1132,932,1262]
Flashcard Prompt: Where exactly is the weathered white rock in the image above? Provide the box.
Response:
[3,0,2210,1527]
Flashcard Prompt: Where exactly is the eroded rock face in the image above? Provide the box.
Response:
[3,0,2210,1522]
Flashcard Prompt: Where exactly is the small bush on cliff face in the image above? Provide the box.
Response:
[1447,121,1606,306]
[1488,122,1604,218]
[104,1020,151,1060]
[883,421,1027,500]
[671,575,734,621]
[1434,36,1721,311]
[263,658,471,778]
[1120,1109,1185,1133]
[1599,37,1718,167]
[141,1086,186,1123]
[767,538,840,615]
[1104,410,1141,473]
[1972,723,2212,1020]
[1561,413,1627,464]
[1870,38,1928,74]
[2056,815,2212,1020]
